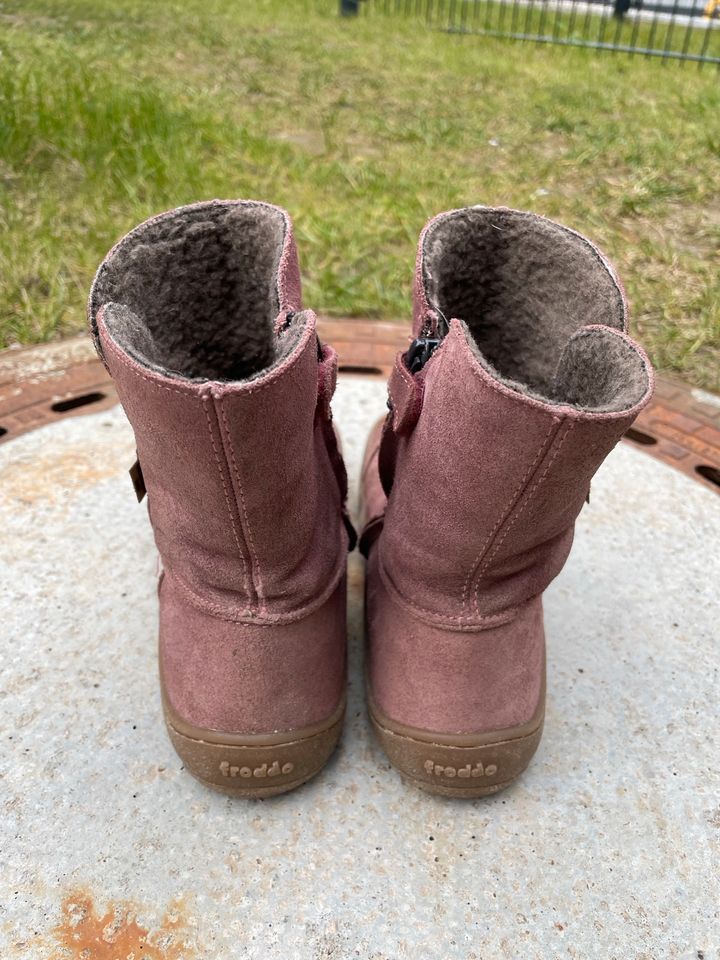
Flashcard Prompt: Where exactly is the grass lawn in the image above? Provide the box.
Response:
[0,0,718,388]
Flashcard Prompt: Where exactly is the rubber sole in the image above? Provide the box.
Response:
[367,681,545,798]
[162,691,346,798]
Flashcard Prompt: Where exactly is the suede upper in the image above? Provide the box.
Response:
[90,200,348,735]
[366,550,545,734]
[367,207,654,629]
[373,320,653,628]
[99,308,347,620]
[363,206,654,735]
[160,574,346,734]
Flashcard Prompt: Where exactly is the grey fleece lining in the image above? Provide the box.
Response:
[423,207,649,412]
[90,201,296,382]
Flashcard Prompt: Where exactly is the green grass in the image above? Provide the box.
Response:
[0,0,718,388]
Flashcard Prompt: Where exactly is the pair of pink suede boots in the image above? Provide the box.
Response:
[90,200,653,798]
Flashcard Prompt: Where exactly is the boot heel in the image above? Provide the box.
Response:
[163,692,345,798]
[369,698,543,799]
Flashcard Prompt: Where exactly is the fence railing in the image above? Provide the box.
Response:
[349,0,720,65]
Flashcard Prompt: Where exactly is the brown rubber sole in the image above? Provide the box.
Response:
[162,690,346,798]
[367,676,545,798]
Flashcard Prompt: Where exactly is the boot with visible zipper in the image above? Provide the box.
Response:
[360,206,654,797]
[90,200,352,797]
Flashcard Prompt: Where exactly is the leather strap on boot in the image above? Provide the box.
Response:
[316,338,357,551]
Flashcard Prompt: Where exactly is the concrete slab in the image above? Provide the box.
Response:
[1,375,718,960]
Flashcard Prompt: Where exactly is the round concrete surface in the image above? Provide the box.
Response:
[1,376,718,959]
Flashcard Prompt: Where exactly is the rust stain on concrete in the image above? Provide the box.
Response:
[0,447,127,506]
[48,889,195,960]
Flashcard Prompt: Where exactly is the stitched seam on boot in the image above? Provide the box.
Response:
[102,331,257,601]
[376,549,517,629]
[473,419,575,613]
[460,418,560,610]
[160,551,346,624]
[202,397,250,598]
[102,329,198,398]
[101,306,314,398]
[218,397,264,610]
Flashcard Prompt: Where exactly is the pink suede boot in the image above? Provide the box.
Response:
[360,206,654,797]
[89,200,352,797]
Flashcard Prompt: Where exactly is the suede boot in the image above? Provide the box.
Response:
[360,206,654,797]
[89,200,352,797]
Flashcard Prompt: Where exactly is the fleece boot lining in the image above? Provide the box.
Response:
[422,208,649,412]
[90,201,299,382]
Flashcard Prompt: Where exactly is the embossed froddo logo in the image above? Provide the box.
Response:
[219,761,294,779]
[424,760,497,779]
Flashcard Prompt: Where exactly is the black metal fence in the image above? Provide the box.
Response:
[347,0,720,65]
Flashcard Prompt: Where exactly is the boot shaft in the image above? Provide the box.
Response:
[90,201,349,621]
[373,207,654,626]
